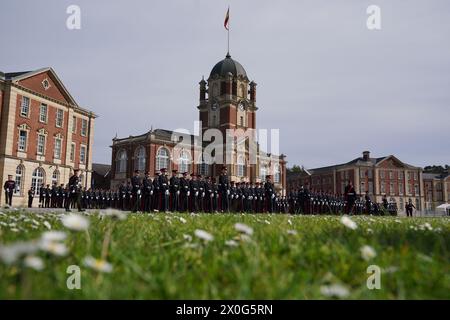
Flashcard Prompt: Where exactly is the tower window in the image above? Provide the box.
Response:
[240,116,244,127]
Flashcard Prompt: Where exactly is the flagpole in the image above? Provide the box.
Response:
[227,6,230,56]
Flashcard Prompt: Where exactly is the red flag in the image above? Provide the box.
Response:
[224,7,230,30]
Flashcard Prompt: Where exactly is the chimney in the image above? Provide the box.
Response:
[362,151,370,161]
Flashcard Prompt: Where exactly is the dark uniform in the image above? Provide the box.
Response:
[179,172,189,212]
[189,174,199,213]
[158,169,169,212]
[28,188,34,208]
[344,182,357,215]
[131,171,142,212]
[218,167,230,213]
[169,170,180,212]
[3,177,16,206]
[65,171,83,212]
[142,172,153,213]
[264,176,275,213]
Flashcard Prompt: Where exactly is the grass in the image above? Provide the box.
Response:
[0,209,449,299]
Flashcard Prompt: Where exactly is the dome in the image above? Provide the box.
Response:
[210,54,247,79]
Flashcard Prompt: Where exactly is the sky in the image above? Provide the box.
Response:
[1,0,449,169]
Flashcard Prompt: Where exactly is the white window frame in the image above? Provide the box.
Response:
[72,116,77,133]
[18,130,27,152]
[80,145,87,164]
[39,104,48,123]
[178,150,191,174]
[81,119,88,137]
[20,96,30,117]
[274,164,281,184]
[37,134,46,155]
[14,165,24,195]
[116,150,128,173]
[237,155,245,177]
[54,138,62,159]
[56,109,64,128]
[51,170,60,185]
[134,146,146,171]
[70,142,76,162]
[156,148,170,172]
[31,167,45,196]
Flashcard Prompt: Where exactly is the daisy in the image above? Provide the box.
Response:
[320,284,350,298]
[83,256,113,273]
[41,231,67,242]
[183,234,192,242]
[340,216,357,230]
[0,241,39,264]
[43,221,52,230]
[287,230,297,235]
[39,240,69,257]
[99,209,127,221]
[194,229,214,242]
[225,240,239,247]
[234,223,253,236]
[360,245,377,261]
[179,217,187,224]
[62,214,90,231]
[24,256,45,271]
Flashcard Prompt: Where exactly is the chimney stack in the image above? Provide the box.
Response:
[362,151,370,161]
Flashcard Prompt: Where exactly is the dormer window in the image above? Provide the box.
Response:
[42,78,50,90]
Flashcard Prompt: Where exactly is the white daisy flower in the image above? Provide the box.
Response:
[43,221,52,230]
[194,229,214,242]
[99,209,127,221]
[360,245,377,261]
[179,217,187,224]
[225,240,239,247]
[39,240,69,257]
[41,231,67,242]
[183,234,192,242]
[264,220,271,225]
[234,223,253,236]
[287,230,297,235]
[0,241,39,264]
[340,216,357,230]
[62,214,90,231]
[288,219,293,226]
[11,228,20,232]
[83,256,113,273]
[320,284,350,298]
[24,256,45,271]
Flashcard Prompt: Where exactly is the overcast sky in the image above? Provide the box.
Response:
[1,0,449,169]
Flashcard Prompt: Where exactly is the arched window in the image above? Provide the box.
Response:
[134,146,146,171]
[198,154,209,176]
[237,155,245,177]
[274,164,281,184]
[79,174,85,187]
[156,148,170,171]
[31,167,45,195]
[178,150,191,174]
[116,150,127,173]
[260,165,268,181]
[51,169,60,186]
[14,165,24,195]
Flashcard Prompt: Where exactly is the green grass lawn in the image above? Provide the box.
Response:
[0,209,449,299]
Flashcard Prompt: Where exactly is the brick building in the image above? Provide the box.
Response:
[110,54,287,193]
[0,68,96,206]
[423,173,450,210]
[287,151,425,211]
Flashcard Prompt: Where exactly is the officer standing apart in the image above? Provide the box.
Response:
[142,171,153,213]
[28,187,35,208]
[159,168,169,213]
[3,175,16,206]
[219,166,230,213]
[65,169,84,212]
[264,175,275,213]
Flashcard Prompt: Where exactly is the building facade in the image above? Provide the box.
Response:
[110,54,287,193]
[423,173,450,210]
[0,68,96,206]
[287,151,425,211]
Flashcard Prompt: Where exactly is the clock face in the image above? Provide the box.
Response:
[238,102,245,111]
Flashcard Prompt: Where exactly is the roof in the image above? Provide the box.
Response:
[210,54,247,79]
[92,163,111,177]
[423,172,450,180]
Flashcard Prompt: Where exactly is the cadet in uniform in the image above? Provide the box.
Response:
[3,175,16,206]
[179,172,189,212]
[159,168,169,213]
[131,170,142,212]
[142,171,153,213]
[65,169,84,212]
[219,166,230,213]
[189,173,199,213]
[264,175,275,213]
[28,187,34,208]
[169,170,180,212]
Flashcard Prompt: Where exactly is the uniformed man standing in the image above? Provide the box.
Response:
[344,181,357,215]
[65,169,84,212]
[131,170,142,213]
[219,166,230,213]
[169,170,180,212]
[3,175,16,206]
[264,175,275,213]
[159,168,169,213]
[179,172,189,212]
[152,172,160,212]
[44,184,51,208]
[189,173,199,213]
[142,171,153,213]
[28,187,34,208]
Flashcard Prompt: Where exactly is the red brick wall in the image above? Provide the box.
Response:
[71,116,89,166]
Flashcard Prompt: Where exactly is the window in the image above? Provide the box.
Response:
[80,145,86,164]
[14,165,24,195]
[56,109,64,127]
[380,170,385,179]
[20,96,30,117]
[72,116,77,133]
[42,79,50,90]
[81,119,88,136]
[237,155,245,177]
[274,164,281,184]
[51,170,59,185]
[70,143,76,162]
[414,184,419,195]
[407,172,411,180]
[260,165,268,181]
[390,183,395,195]
[381,182,386,194]
[37,134,46,155]
[413,172,418,181]
[389,171,394,180]
[360,170,366,179]
[54,138,62,159]
[399,172,404,180]
[240,116,244,127]
[178,150,191,174]
[199,162,209,176]
[39,104,48,123]
[18,130,27,151]
[361,181,366,193]
[368,170,373,179]
[399,182,404,195]
[134,146,146,171]
[116,150,127,173]
[156,148,170,171]
[31,167,45,196]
